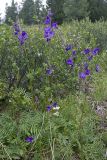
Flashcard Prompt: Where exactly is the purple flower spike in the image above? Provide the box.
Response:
[85,69,90,75]
[47,105,52,112]
[65,44,72,51]
[95,65,100,72]
[92,48,100,56]
[25,136,34,143]
[84,48,90,54]
[79,72,86,79]
[66,59,73,65]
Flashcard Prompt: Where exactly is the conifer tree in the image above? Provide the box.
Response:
[5,0,18,24]
[20,0,35,25]
[46,0,65,24]
[64,0,89,21]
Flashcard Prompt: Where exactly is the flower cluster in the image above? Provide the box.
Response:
[13,23,28,45]
[47,102,60,116]
[44,10,58,42]
[83,47,100,61]
[78,47,100,79]
[65,45,100,80]
[25,136,34,143]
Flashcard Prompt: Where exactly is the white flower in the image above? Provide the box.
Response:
[53,111,59,116]
[53,106,60,110]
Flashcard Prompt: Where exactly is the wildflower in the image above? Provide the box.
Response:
[85,69,90,75]
[95,64,100,72]
[66,58,73,65]
[88,55,93,61]
[25,136,34,143]
[92,47,100,56]
[84,48,90,54]
[53,106,60,110]
[72,50,77,56]
[48,10,53,17]
[18,31,28,45]
[52,22,58,29]
[44,16,51,25]
[79,72,86,79]
[84,62,88,69]
[47,105,52,112]
[53,111,59,116]
[52,102,57,107]
[46,68,53,75]
[13,23,20,35]
[65,44,72,51]
[44,27,54,42]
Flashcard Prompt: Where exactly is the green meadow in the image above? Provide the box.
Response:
[0,19,107,159]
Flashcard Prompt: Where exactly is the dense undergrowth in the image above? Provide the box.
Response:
[0,18,107,160]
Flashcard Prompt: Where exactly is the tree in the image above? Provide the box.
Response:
[34,0,42,22]
[20,0,35,25]
[46,0,65,24]
[5,0,18,24]
[88,0,107,22]
[64,0,89,21]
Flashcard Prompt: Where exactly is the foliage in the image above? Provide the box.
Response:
[88,0,107,22]
[64,0,89,21]
[0,94,106,159]
[0,18,107,159]
[34,0,46,24]
[46,0,65,24]
[19,0,35,25]
[5,0,18,24]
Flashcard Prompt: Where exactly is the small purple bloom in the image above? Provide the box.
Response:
[25,136,34,143]
[44,27,54,41]
[88,55,93,61]
[13,23,20,33]
[66,58,73,65]
[44,27,51,32]
[46,69,53,75]
[92,48,100,56]
[18,31,28,45]
[48,10,53,17]
[44,16,51,25]
[72,50,77,56]
[95,65,100,72]
[65,44,72,51]
[84,48,90,54]
[47,105,52,112]
[14,31,19,35]
[53,102,57,107]
[52,22,58,29]
[79,72,86,79]
[84,62,88,69]
[85,69,90,75]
